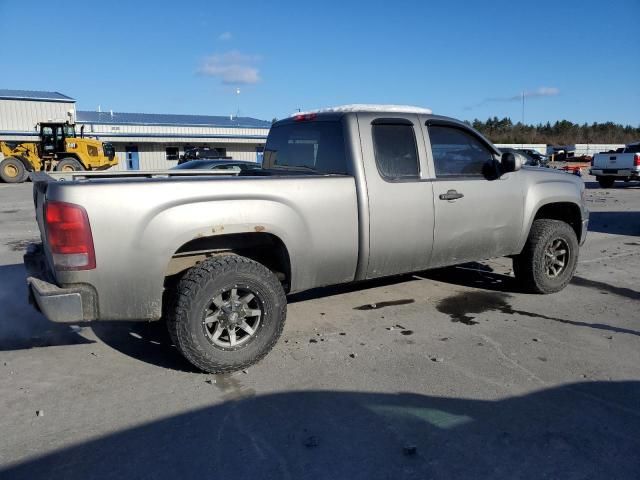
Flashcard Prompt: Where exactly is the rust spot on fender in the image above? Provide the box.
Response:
[254,225,265,232]
[212,225,225,233]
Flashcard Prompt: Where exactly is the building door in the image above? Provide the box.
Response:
[256,145,264,164]
[125,146,139,170]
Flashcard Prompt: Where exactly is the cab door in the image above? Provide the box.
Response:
[423,121,524,267]
[357,113,435,278]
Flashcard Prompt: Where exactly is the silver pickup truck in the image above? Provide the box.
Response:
[591,142,640,187]
[24,105,588,373]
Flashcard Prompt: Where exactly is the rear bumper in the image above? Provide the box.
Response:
[24,244,96,323]
[590,168,640,179]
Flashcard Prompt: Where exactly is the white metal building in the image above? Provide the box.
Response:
[0,89,270,170]
[75,111,269,170]
[0,89,76,140]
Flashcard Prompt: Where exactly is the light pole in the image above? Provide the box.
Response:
[235,88,241,119]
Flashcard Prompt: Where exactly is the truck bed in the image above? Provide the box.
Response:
[31,171,360,320]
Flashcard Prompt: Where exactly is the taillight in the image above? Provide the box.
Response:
[634,154,640,167]
[45,201,96,270]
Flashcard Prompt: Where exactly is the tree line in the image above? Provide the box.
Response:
[466,117,640,145]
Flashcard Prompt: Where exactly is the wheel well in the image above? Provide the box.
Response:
[533,202,582,239]
[165,232,292,292]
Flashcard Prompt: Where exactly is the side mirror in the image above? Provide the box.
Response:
[501,152,524,173]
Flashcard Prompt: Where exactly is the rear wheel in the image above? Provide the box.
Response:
[513,219,579,294]
[0,157,26,183]
[55,158,84,172]
[597,176,615,188]
[167,255,287,373]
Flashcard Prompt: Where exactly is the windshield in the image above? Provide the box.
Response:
[263,121,348,174]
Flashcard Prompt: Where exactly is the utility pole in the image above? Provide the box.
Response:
[521,91,525,125]
[235,88,241,119]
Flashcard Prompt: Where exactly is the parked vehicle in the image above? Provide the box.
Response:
[499,148,546,167]
[24,105,588,373]
[517,149,549,165]
[0,122,117,183]
[177,147,232,164]
[590,142,640,188]
[171,159,262,172]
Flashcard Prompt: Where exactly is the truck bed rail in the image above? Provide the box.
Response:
[30,169,242,183]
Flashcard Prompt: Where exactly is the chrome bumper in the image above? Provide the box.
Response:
[27,276,85,323]
[24,243,93,323]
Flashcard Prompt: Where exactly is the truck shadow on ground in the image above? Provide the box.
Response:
[588,211,640,236]
[90,321,198,372]
[584,181,640,190]
[2,381,639,480]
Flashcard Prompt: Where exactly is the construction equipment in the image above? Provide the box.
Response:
[0,122,117,183]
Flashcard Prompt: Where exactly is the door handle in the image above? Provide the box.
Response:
[439,189,464,201]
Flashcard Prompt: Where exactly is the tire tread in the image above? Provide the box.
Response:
[166,255,286,373]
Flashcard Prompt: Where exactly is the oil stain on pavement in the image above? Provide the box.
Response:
[437,291,640,337]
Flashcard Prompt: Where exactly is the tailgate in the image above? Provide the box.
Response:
[30,172,54,244]
[593,153,635,169]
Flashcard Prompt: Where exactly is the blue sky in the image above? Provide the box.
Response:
[1,0,638,125]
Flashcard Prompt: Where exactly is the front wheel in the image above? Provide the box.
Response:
[55,158,85,172]
[167,255,287,373]
[0,157,26,183]
[597,176,615,188]
[513,219,579,294]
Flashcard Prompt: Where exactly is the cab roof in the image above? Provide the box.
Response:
[291,104,432,117]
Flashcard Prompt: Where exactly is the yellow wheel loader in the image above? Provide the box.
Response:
[0,122,118,183]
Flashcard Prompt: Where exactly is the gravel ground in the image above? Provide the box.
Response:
[0,176,638,479]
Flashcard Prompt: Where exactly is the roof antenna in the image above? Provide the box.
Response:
[110,109,113,118]
[98,104,101,113]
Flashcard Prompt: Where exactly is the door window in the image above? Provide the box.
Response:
[428,125,495,177]
[372,123,420,180]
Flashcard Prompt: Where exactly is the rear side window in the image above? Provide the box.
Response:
[372,123,420,180]
[263,121,347,174]
[428,125,495,177]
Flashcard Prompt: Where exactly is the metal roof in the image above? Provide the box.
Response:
[76,111,271,129]
[0,89,75,102]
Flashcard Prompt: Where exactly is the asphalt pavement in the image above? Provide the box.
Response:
[0,177,638,479]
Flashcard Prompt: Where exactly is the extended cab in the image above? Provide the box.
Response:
[24,105,589,373]
[591,142,640,187]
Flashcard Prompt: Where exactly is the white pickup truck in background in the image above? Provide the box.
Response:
[591,142,640,187]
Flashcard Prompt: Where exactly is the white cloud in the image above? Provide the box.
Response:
[198,50,261,85]
[466,86,560,110]
[523,86,559,98]
[218,32,232,41]
[488,86,560,102]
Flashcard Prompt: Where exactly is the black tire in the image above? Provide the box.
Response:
[167,255,287,373]
[513,219,579,294]
[0,157,26,183]
[597,176,615,188]
[55,157,84,172]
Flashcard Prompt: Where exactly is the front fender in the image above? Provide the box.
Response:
[518,174,584,251]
